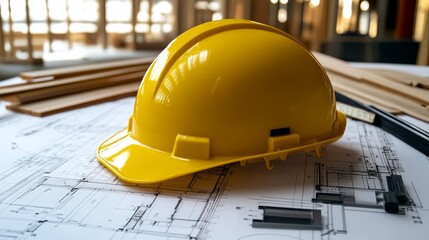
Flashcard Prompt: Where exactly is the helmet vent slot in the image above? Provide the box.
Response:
[270,127,291,137]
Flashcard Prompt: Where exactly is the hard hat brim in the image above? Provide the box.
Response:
[97,111,346,184]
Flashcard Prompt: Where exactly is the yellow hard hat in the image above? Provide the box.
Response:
[97,19,346,183]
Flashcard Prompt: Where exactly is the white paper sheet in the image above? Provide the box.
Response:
[0,97,428,240]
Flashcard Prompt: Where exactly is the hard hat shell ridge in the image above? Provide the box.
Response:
[97,19,346,183]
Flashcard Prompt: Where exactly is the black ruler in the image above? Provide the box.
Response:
[335,91,429,156]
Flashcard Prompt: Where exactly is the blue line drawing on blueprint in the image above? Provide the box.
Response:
[0,97,428,240]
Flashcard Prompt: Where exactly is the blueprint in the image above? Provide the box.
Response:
[0,97,428,240]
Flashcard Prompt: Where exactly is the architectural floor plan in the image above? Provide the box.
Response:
[0,97,428,240]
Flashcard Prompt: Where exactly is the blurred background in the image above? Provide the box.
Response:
[0,0,428,76]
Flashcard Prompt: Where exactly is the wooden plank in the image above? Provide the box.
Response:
[19,57,154,80]
[334,88,401,114]
[328,72,429,122]
[362,68,429,89]
[1,65,147,96]
[2,71,144,104]
[313,51,429,105]
[6,82,140,117]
